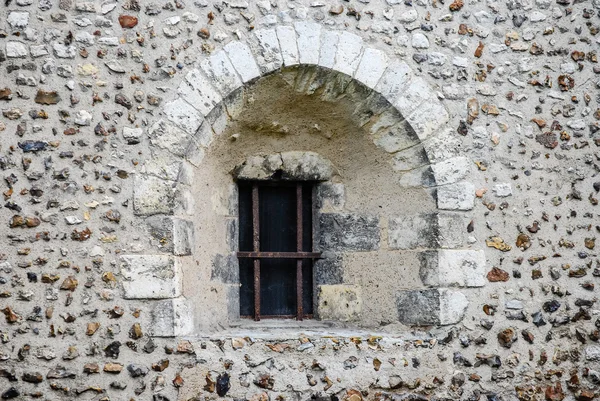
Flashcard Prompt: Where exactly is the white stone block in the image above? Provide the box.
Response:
[354,48,388,89]
[133,175,175,216]
[276,25,299,66]
[318,30,339,69]
[200,50,243,96]
[249,28,283,74]
[224,41,261,83]
[149,118,195,157]
[295,21,321,65]
[431,157,471,186]
[437,181,475,211]
[394,77,434,117]
[406,98,450,141]
[183,69,223,116]
[121,255,182,299]
[150,298,194,337]
[422,128,461,163]
[333,32,363,76]
[374,61,412,103]
[163,98,203,134]
[437,250,486,287]
[439,289,469,325]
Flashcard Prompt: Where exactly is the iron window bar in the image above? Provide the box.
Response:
[237,182,322,321]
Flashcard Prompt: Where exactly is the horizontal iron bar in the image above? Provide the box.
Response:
[237,251,322,259]
[241,314,314,319]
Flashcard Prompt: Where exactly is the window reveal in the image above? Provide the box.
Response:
[238,182,320,321]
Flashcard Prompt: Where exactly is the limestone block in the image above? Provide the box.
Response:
[294,21,321,65]
[121,255,182,299]
[150,298,194,337]
[371,119,420,154]
[162,98,203,135]
[398,165,436,188]
[319,213,380,251]
[146,216,194,255]
[396,289,440,325]
[354,48,388,89]
[406,98,450,142]
[396,288,468,325]
[422,128,461,163]
[315,183,346,211]
[280,151,334,180]
[391,145,429,171]
[224,41,260,83]
[276,25,299,66]
[394,77,434,117]
[431,157,471,186]
[211,253,239,284]
[314,253,344,285]
[439,289,469,325]
[148,119,194,157]
[183,69,223,116]
[133,175,175,216]
[233,151,333,181]
[200,50,243,96]
[437,181,475,211]
[333,32,363,77]
[318,285,362,322]
[318,30,339,69]
[374,61,412,103]
[248,28,283,74]
[437,212,468,249]
[388,214,438,249]
[420,250,486,287]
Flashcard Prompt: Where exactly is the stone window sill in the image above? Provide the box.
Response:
[185,319,437,341]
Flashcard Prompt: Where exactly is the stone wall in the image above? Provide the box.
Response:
[1,0,600,400]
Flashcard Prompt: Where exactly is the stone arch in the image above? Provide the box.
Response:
[126,24,486,336]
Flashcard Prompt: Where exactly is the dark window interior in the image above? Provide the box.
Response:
[238,181,314,318]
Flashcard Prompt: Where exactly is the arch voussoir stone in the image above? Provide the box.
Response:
[141,25,484,334]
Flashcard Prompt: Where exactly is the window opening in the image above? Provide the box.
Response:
[238,181,320,321]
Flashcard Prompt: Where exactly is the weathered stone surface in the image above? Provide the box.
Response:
[120,255,182,299]
[276,25,299,67]
[319,213,379,251]
[437,182,475,210]
[133,175,175,216]
[224,41,260,83]
[248,28,283,74]
[420,250,486,287]
[150,298,193,337]
[318,285,362,322]
[233,151,333,181]
[200,50,243,95]
[388,213,438,249]
[295,21,321,65]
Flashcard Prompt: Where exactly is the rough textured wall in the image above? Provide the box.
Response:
[1,0,600,400]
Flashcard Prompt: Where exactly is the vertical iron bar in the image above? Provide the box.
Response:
[252,184,260,321]
[296,184,304,321]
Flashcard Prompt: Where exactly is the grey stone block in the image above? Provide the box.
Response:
[120,255,182,299]
[319,213,380,252]
[211,253,239,284]
[146,215,195,255]
[396,289,441,325]
[437,182,475,211]
[133,175,175,216]
[388,214,439,250]
[315,183,346,211]
[150,298,193,337]
[314,252,344,285]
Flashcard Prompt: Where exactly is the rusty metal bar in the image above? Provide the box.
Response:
[237,251,321,259]
[252,184,260,321]
[241,314,314,319]
[296,184,303,321]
